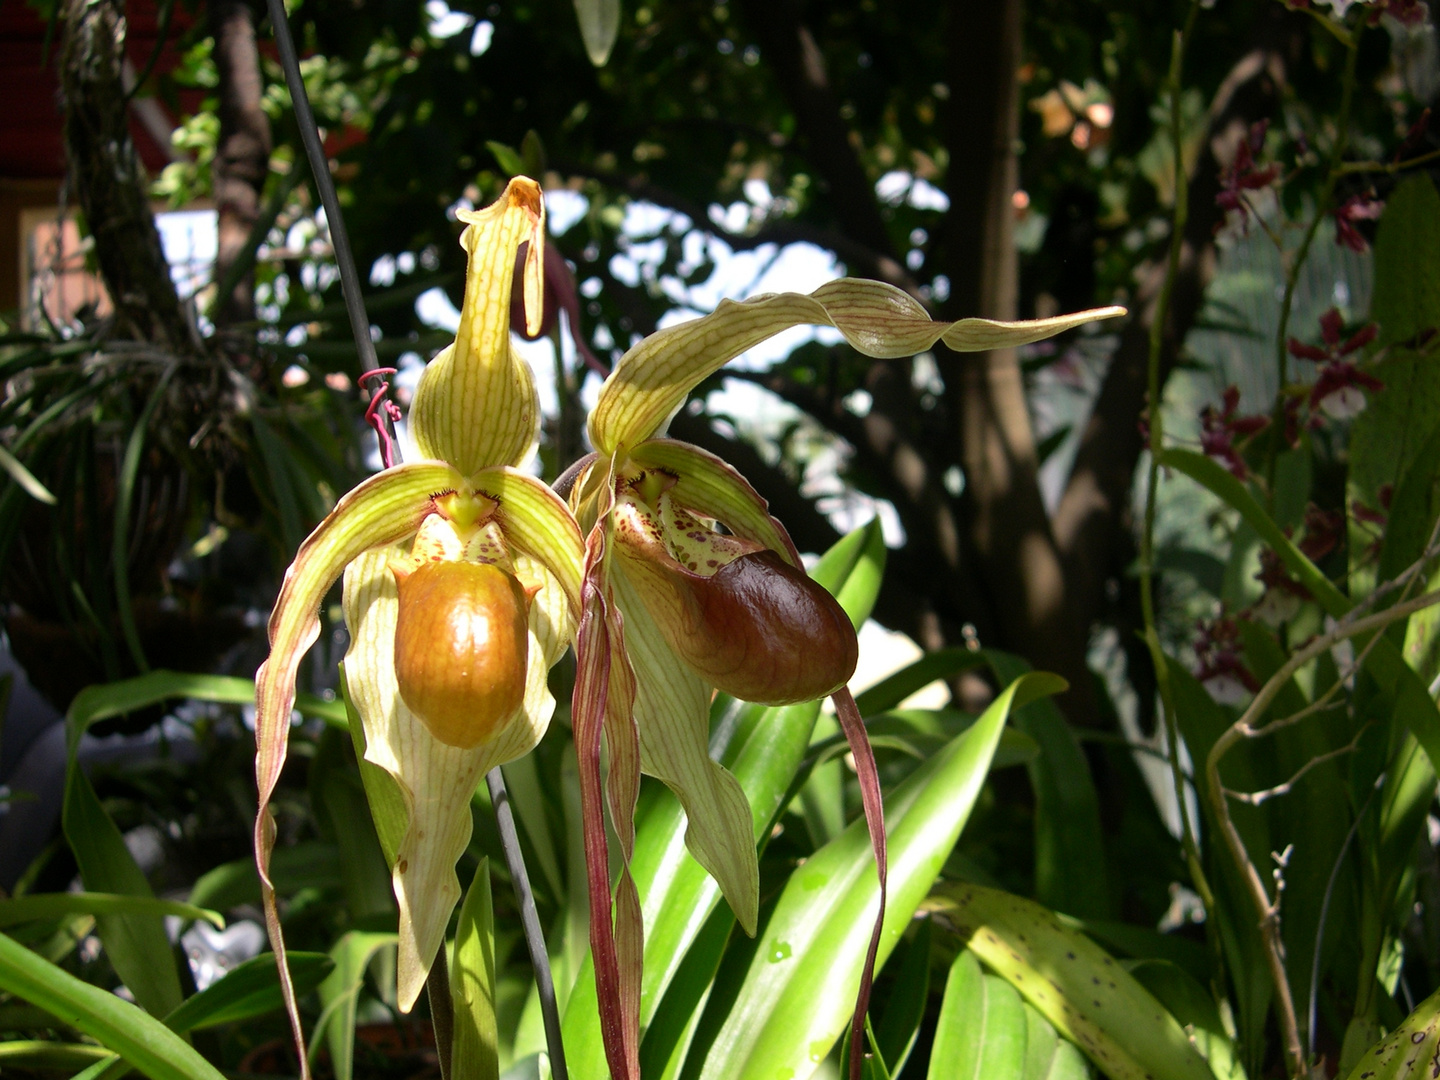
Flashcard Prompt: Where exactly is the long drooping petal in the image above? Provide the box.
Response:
[411,177,547,472]
[588,279,1125,453]
[574,515,644,1080]
[253,461,460,1077]
[833,687,887,1080]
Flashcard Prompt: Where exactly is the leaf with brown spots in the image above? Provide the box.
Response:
[925,884,1215,1080]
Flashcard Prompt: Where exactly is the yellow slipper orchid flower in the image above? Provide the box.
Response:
[252,178,584,1072]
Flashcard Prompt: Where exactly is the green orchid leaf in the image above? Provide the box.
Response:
[1341,981,1440,1080]
[188,842,342,913]
[311,931,399,1080]
[450,858,500,1080]
[589,278,1124,453]
[0,1041,113,1069]
[1370,173,1440,349]
[987,650,1110,920]
[1023,1003,1095,1080]
[63,669,346,729]
[163,952,334,1035]
[63,697,184,1019]
[410,178,545,473]
[564,519,887,1079]
[927,884,1215,1080]
[0,441,56,503]
[0,930,227,1080]
[70,953,338,1080]
[853,647,989,715]
[928,950,1028,1080]
[59,663,340,1018]
[690,671,1058,1079]
[0,893,222,930]
[1127,959,1244,1080]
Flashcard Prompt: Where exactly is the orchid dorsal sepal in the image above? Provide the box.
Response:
[410,176,548,474]
[587,277,1126,454]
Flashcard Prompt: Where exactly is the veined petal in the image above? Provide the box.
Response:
[343,549,554,1010]
[628,439,800,564]
[253,461,457,1073]
[588,278,1125,453]
[255,461,460,841]
[410,177,546,472]
[612,569,759,935]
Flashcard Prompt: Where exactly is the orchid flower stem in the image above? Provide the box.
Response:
[265,0,386,401]
[1265,23,1360,495]
[1139,0,1219,1000]
[426,947,454,1080]
[486,767,570,1080]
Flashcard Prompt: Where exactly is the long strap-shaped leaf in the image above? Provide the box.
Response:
[926,884,1215,1080]
[0,931,227,1080]
[693,671,1063,1079]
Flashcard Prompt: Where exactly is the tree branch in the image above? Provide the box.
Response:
[733,0,899,264]
[1053,33,1292,634]
[552,161,920,294]
[61,0,192,352]
[210,0,273,331]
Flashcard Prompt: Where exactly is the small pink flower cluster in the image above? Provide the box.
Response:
[1287,308,1383,421]
[1199,385,1270,479]
[1215,120,1279,232]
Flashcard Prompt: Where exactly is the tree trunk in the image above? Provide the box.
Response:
[933,0,1102,723]
[60,0,190,353]
[210,0,272,330]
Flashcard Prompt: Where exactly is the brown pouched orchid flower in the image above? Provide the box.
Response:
[252,178,584,1076]
[566,282,1126,1079]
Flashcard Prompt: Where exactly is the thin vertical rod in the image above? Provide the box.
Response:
[264,0,397,453]
[488,767,570,1080]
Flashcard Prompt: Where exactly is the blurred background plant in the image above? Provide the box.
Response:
[0,0,1438,1076]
